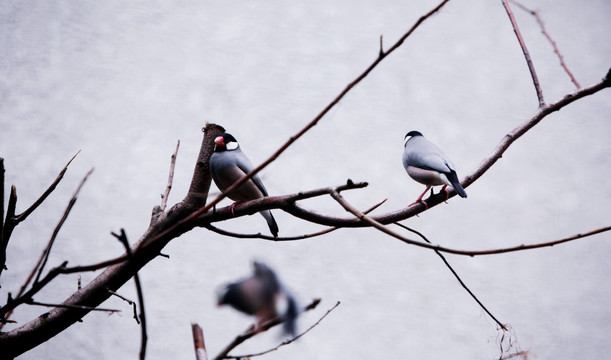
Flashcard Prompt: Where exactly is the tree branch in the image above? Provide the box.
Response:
[283,71,611,227]
[161,140,180,212]
[191,322,208,360]
[224,301,340,359]
[0,124,223,358]
[502,0,545,107]
[328,188,611,256]
[509,0,581,89]
[111,229,147,360]
[35,167,94,284]
[394,222,507,330]
[214,298,322,360]
[0,152,79,281]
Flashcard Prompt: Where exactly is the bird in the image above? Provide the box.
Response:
[217,261,299,336]
[209,132,279,237]
[402,130,467,207]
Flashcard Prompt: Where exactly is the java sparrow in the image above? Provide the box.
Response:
[217,261,299,336]
[210,133,279,237]
[402,131,467,206]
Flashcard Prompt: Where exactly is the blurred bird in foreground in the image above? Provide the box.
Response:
[217,261,299,336]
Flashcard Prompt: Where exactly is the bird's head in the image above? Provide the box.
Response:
[404,130,423,145]
[214,133,239,151]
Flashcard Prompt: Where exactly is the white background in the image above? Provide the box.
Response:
[1,0,610,359]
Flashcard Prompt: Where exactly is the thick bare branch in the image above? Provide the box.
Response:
[0,123,223,358]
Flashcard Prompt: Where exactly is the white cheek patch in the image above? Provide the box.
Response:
[226,142,239,150]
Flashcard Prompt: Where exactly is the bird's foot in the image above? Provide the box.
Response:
[409,187,431,209]
[441,185,450,202]
[408,199,428,209]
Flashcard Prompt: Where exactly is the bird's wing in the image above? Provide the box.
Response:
[234,151,269,197]
[405,138,456,174]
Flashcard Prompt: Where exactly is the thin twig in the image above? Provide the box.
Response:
[213,298,322,360]
[226,301,341,359]
[35,167,94,284]
[161,140,180,211]
[509,0,581,89]
[27,300,120,314]
[502,0,545,107]
[112,229,147,360]
[394,222,507,330]
[15,151,81,224]
[108,289,140,324]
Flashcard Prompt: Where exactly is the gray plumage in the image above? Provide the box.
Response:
[217,261,299,336]
[210,133,279,237]
[402,131,467,201]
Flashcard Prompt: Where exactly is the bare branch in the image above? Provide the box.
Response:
[205,197,387,241]
[214,298,322,360]
[35,167,94,284]
[329,189,611,256]
[26,300,120,314]
[225,301,341,359]
[509,0,581,89]
[394,222,507,330]
[108,289,140,324]
[0,167,94,328]
[15,151,80,224]
[1,152,80,281]
[502,0,545,107]
[112,229,147,360]
[161,140,180,211]
[191,323,208,360]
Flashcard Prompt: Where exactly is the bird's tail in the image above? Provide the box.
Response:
[446,171,468,198]
[260,210,279,237]
[282,294,299,336]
